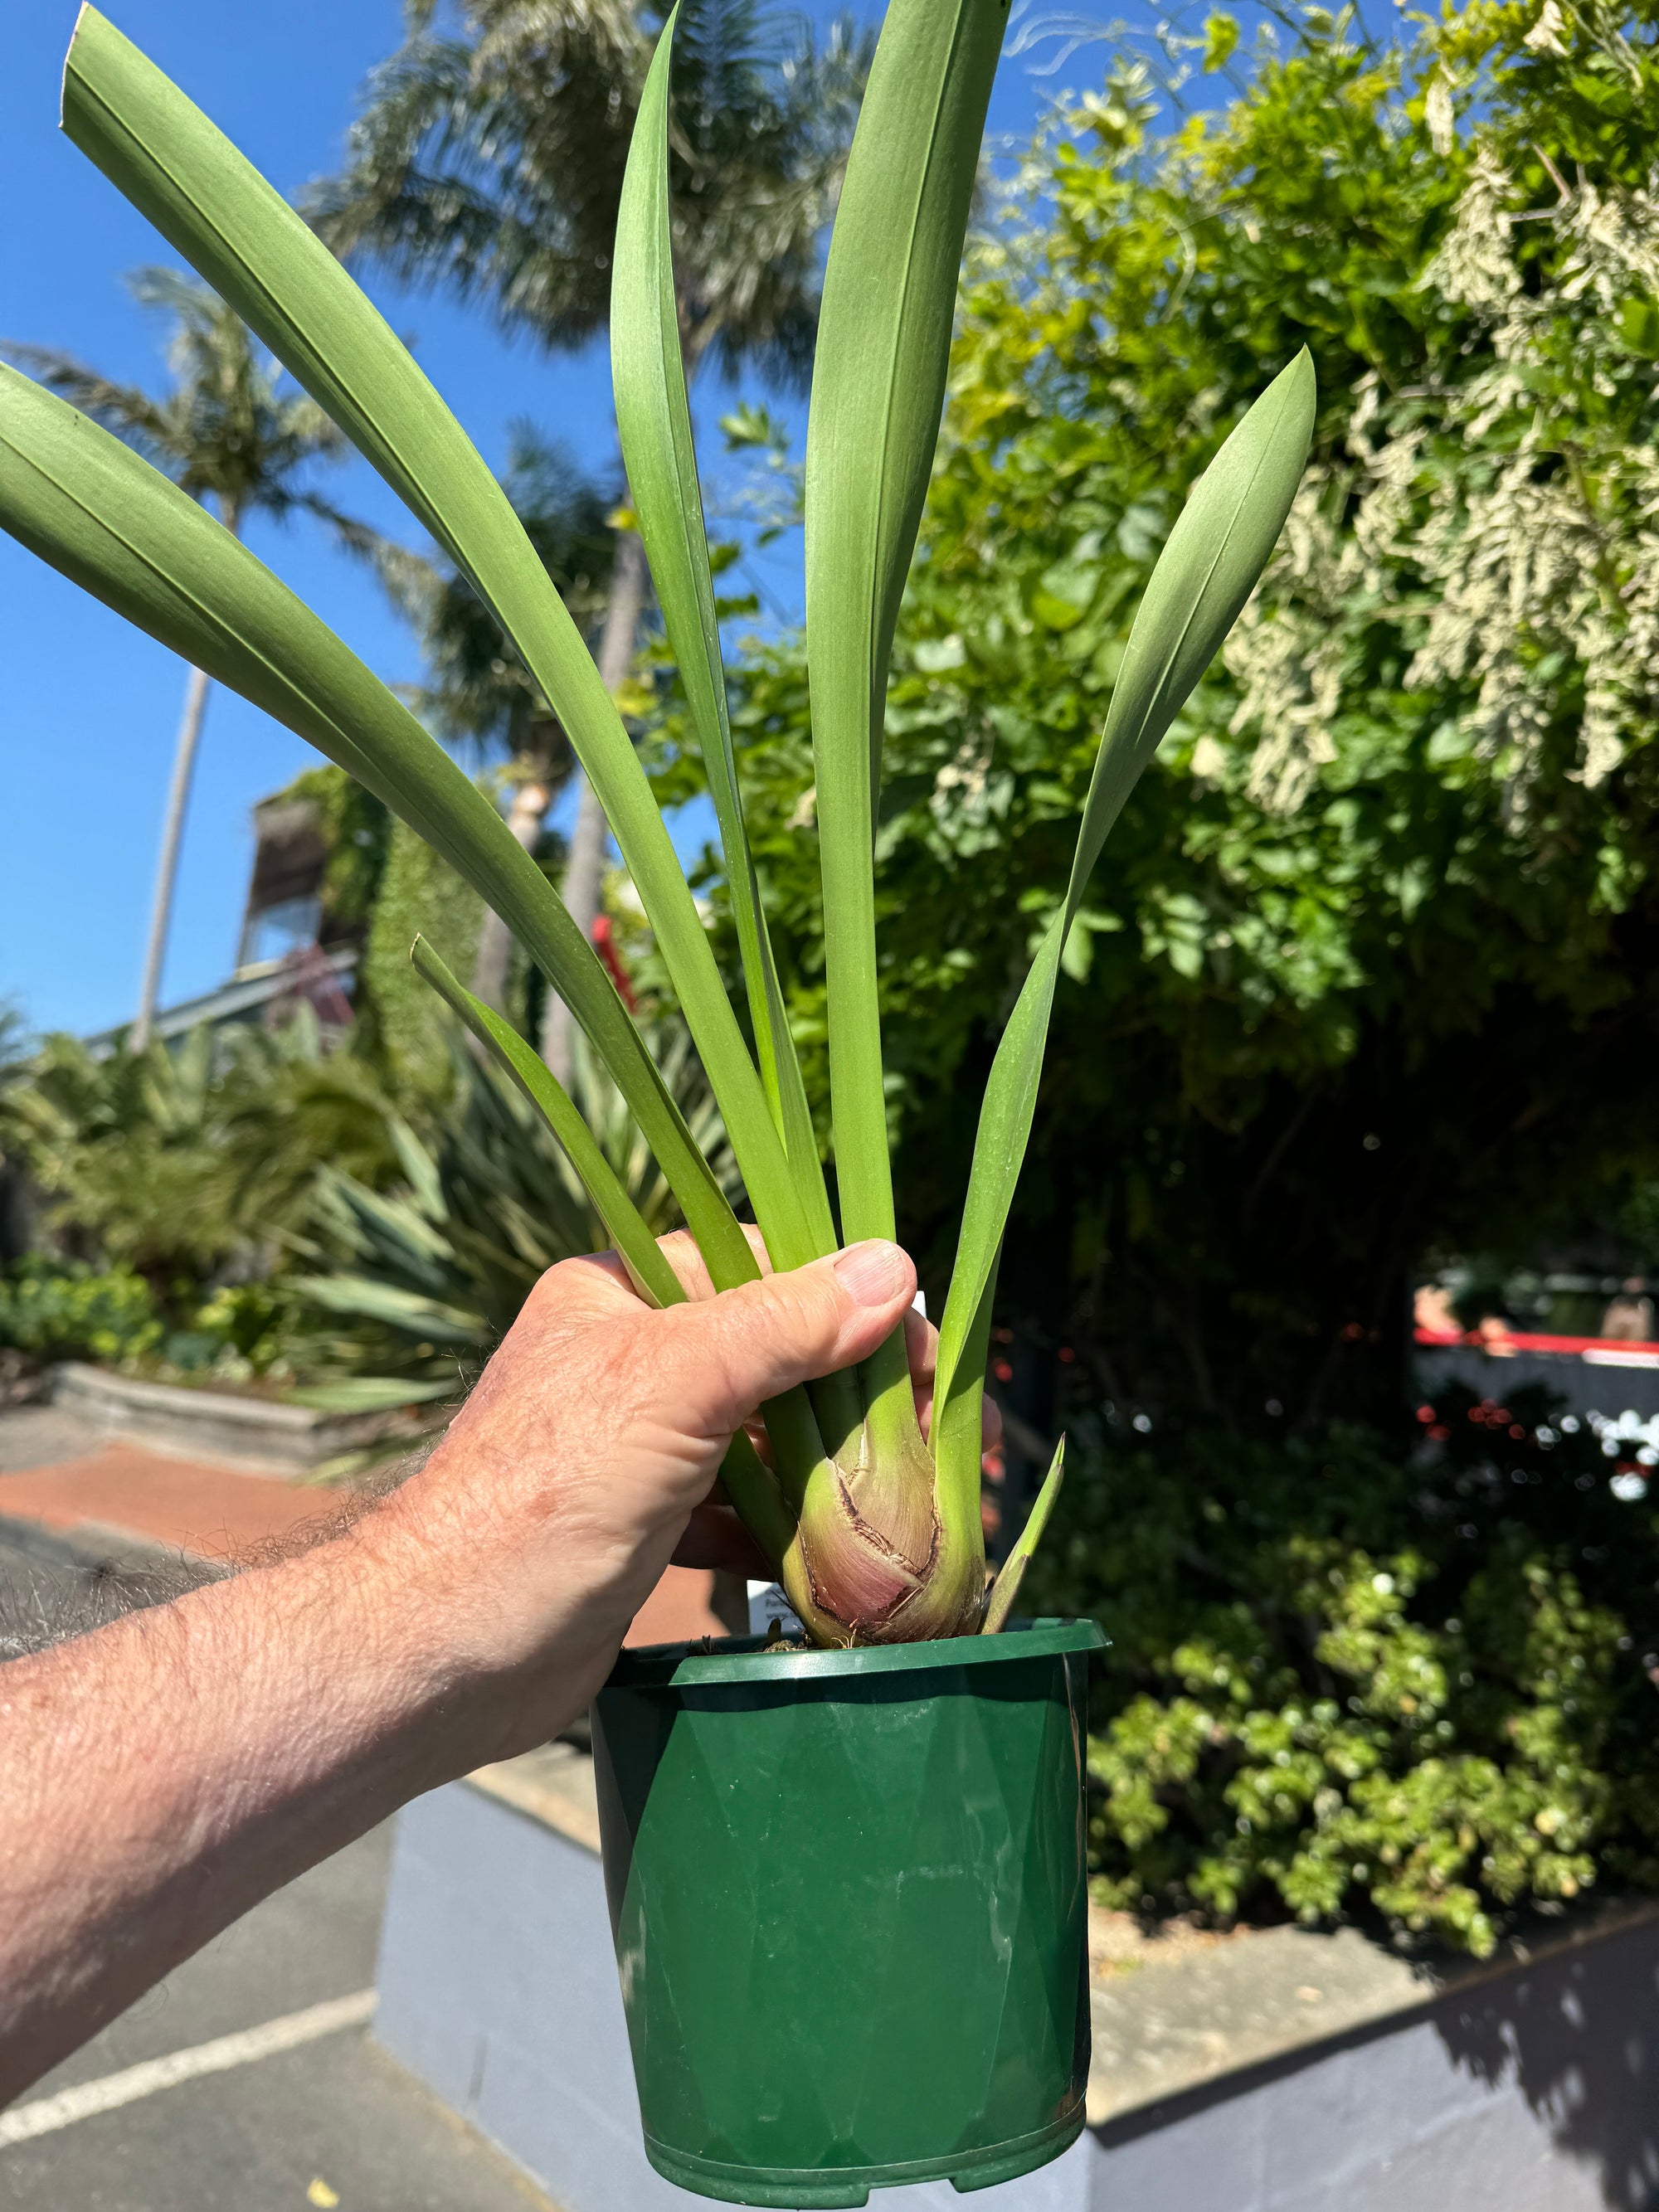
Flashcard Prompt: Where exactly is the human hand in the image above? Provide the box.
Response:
[0,1229,995,2090]
[369,1232,948,1766]
[656,1227,1003,1574]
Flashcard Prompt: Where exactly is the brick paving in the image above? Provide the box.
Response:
[0,1411,726,1643]
[0,1444,340,1563]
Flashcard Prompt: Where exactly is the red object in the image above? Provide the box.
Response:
[270,941,354,1033]
[592,913,636,1011]
[1416,1325,1659,1363]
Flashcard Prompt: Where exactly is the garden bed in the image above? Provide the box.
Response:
[48,1360,436,1474]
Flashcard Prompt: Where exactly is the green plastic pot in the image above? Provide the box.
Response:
[591,1616,1105,2207]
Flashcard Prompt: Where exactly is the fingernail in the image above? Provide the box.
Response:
[832,1239,910,1308]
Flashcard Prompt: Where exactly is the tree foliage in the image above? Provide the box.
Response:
[308,0,871,385]
[288,1024,737,1404]
[356,425,615,766]
[649,0,1659,1425]
[0,1014,407,1294]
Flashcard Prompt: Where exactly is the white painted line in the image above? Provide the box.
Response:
[1584,1347,1659,1368]
[0,1989,376,2148]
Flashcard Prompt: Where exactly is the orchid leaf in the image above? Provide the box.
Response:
[611,11,834,1257]
[982,1437,1064,1636]
[410,937,800,1557]
[61,3,816,1272]
[929,1242,1000,1589]
[409,936,685,1310]
[0,358,758,1295]
[803,0,1006,1251]
[7,0,1325,1648]
[932,352,1316,1463]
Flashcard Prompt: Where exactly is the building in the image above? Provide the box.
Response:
[85,789,361,1053]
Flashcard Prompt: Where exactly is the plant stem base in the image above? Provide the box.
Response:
[643,2107,1087,2205]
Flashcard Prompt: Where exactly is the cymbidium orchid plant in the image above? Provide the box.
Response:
[0,0,1313,1646]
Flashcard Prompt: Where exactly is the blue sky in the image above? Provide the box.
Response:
[0,0,1146,1038]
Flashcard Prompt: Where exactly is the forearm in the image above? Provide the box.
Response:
[0,1491,585,2103]
[0,1236,918,2108]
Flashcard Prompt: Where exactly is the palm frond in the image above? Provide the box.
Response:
[289,1022,738,1395]
[327,420,615,762]
[307,0,868,379]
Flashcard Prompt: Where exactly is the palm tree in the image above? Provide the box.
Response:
[5,271,362,1048]
[350,423,615,1010]
[309,0,870,1077]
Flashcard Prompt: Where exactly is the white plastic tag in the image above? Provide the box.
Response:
[747,1580,805,1639]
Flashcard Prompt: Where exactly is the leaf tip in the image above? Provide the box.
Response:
[61,2,105,116]
[408,933,448,991]
[1282,344,1317,422]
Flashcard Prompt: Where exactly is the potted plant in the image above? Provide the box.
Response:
[0,1,1311,2196]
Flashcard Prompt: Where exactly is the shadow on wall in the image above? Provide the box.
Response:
[1085,1910,1659,2212]
[1433,1915,1659,2211]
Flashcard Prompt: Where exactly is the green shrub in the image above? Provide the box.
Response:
[0,1257,163,1365]
[165,1281,298,1381]
[0,1014,411,1299]
[1024,1388,1659,1955]
[359,819,484,1091]
[0,1261,301,1383]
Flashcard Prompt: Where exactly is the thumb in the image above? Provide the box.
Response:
[656,1239,917,1437]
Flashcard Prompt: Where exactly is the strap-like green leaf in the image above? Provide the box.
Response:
[0,357,757,1294]
[928,1239,1000,1579]
[932,353,1317,1445]
[61,3,815,1273]
[409,936,685,1310]
[981,1437,1063,1635]
[611,11,834,1258]
[802,0,1007,1248]
[297,1274,480,1341]
[406,931,796,1563]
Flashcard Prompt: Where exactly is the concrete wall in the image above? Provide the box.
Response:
[376,1780,1659,2212]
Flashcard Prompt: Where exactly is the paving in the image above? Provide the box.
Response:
[0,1402,102,1473]
[0,1510,564,2209]
[0,1400,727,1643]
[0,1790,557,2212]
[0,1440,341,1560]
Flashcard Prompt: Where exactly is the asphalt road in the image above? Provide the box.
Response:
[0,1531,557,2212]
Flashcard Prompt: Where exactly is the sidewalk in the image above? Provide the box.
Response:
[0,1821,555,2212]
[0,1405,727,1643]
